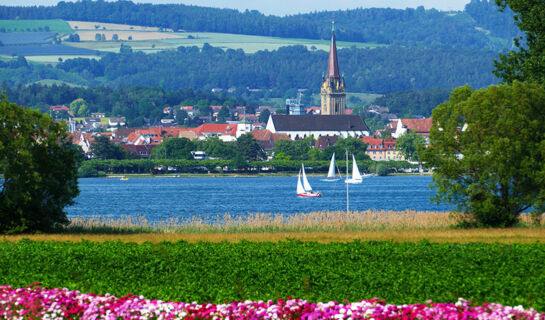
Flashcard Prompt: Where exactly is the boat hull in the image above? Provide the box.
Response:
[297,192,322,197]
[321,178,341,182]
[345,179,362,184]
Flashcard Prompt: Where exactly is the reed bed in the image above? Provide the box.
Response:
[64,210,459,234]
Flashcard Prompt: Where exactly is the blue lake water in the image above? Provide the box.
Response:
[66,176,454,221]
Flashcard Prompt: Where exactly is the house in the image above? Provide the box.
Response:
[71,131,95,155]
[160,118,175,125]
[266,114,370,140]
[121,144,155,158]
[391,118,432,139]
[180,106,196,117]
[91,112,105,118]
[250,129,289,152]
[361,137,405,161]
[51,105,72,115]
[194,123,238,142]
[108,117,126,127]
[315,135,339,151]
[306,107,321,115]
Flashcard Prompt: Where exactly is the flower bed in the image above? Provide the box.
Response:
[0,285,543,320]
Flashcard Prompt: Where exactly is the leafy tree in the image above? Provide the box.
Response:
[493,0,545,85]
[91,136,127,160]
[421,82,545,227]
[335,136,368,161]
[258,109,270,123]
[0,97,80,233]
[395,131,427,162]
[69,98,88,116]
[196,137,236,159]
[151,138,194,160]
[216,106,230,123]
[236,133,265,161]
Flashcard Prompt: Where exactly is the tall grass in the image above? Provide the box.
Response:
[64,210,459,234]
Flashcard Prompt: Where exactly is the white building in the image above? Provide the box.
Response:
[266,114,369,140]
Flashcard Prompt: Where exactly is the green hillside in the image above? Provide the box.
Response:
[0,19,71,33]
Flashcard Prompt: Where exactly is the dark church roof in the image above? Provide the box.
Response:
[327,26,340,79]
[271,115,369,132]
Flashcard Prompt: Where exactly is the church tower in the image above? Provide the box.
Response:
[321,21,346,115]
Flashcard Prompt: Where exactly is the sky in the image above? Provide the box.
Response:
[1,0,472,16]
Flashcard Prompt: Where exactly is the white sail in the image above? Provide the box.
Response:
[327,153,336,178]
[297,169,306,194]
[301,164,313,191]
[352,155,362,180]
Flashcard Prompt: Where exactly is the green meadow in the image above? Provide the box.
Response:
[65,30,386,54]
[0,19,72,33]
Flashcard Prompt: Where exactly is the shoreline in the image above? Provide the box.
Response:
[102,172,432,178]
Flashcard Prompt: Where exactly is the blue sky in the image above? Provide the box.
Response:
[1,0,472,16]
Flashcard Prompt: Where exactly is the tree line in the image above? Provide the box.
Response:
[1,83,254,127]
[0,44,498,95]
[0,0,518,50]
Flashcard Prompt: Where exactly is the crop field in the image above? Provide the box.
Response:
[0,44,98,56]
[2,240,545,310]
[26,79,87,87]
[0,32,56,45]
[62,20,385,54]
[67,20,161,32]
[24,55,100,64]
[0,19,72,33]
[72,30,184,41]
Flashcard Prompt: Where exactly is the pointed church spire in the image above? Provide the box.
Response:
[326,20,340,80]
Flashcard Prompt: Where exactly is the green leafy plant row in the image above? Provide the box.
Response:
[2,240,544,310]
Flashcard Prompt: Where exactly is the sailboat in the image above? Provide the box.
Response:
[297,163,322,197]
[345,154,363,184]
[322,152,341,181]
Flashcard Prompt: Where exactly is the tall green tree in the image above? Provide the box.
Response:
[493,0,545,85]
[421,82,545,227]
[335,136,368,161]
[91,136,127,160]
[236,133,265,161]
[396,131,427,162]
[0,97,81,233]
[152,138,195,160]
[69,98,89,117]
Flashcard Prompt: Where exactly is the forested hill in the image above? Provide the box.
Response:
[0,0,518,50]
[1,44,498,94]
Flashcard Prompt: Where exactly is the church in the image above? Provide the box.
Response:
[266,22,369,140]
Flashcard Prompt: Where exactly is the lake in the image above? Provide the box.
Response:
[66,176,453,222]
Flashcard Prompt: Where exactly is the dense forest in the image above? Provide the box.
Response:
[0,0,517,50]
[1,83,253,126]
[1,44,499,95]
[373,88,452,117]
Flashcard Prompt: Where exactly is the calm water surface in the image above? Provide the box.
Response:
[66,176,453,221]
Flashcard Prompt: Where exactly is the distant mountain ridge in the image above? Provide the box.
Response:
[0,0,519,50]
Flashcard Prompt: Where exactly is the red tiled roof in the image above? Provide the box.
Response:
[306,107,321,114]
[401,118,432,133]
[361,137,397,151]
[194,123,237,136]
[180,106,193,110]
[251,129,272,141]
[51,105,70,112]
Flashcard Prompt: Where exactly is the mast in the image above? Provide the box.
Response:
[346,149,349,213]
